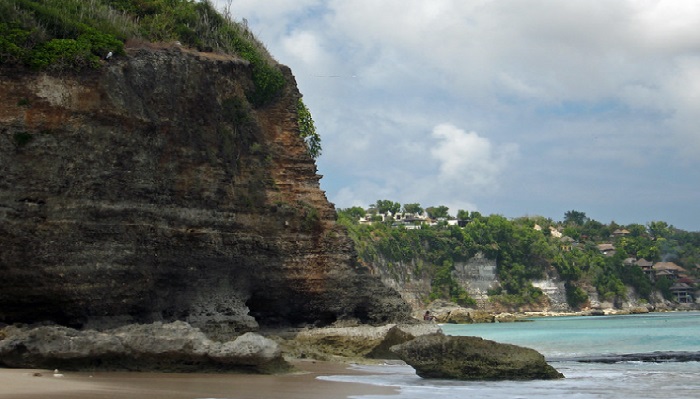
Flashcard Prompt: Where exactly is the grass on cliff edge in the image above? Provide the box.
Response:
[0,0,285,106]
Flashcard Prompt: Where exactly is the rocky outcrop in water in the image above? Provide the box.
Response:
[554,351,700,364]
[390,334,564,380]
[0,44,411,340]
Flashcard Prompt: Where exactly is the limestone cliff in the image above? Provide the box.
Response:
[0,44,410,337]
[369,253,571,313]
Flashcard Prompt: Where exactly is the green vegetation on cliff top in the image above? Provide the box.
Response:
[0,0,284,105]
[339,202,700,309]
[0,0,321,157]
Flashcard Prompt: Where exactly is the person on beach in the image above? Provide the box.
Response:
[423,311,436,322]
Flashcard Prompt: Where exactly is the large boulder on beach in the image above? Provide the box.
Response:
[390,334,564,380]
[0,321,290,373]
[286,323,441,360]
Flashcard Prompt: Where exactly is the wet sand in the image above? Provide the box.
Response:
[0,361,397,399]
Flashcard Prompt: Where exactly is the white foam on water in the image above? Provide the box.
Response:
[321,313,700,399]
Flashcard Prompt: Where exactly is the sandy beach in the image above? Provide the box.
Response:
[0,361,397,399]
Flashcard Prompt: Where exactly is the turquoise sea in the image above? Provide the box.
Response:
[320,312,700,398]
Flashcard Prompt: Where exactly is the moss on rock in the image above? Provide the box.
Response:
[390,333,564,380]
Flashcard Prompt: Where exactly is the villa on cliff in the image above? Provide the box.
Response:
[612,229,631,237]
[671,280,696,303]
[597,243,616,256]
[624,258,698,303]
[359,211,435,229]
[653,262,688,280]
[532,224,563,238]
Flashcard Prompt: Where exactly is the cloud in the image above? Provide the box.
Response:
[280,30,325,66]
[220,0,324,22]
[219,0,700,228]
[430,124,518,189]
[665,55,700,159]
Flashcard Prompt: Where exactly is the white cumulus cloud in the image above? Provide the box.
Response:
[281,30,325,66]
[430,124,518,189]
[217,0,700,228]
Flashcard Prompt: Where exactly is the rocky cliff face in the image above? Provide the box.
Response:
[370,253,571,313]
[372,251,657,315]
[0,44,410,337]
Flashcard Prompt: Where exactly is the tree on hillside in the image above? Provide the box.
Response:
[581,219,610,241]
[375,200,401,215]
[339,206,366,220]
[648,221,671,239]
[617,234,660,261]
[562,225,580,240]
[564,210,588,225]
[457,209,471,221]
[426,205,450,219]
[469,211,484,222]
[403,203,423,215]
[565,282,589,309]
[626,224,648,237]
[297,99,321,159]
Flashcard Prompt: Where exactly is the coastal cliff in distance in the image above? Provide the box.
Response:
[0,43,410,337]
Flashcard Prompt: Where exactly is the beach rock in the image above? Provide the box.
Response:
[565,351,700,364]
[437,308,494,324]
[0,321,290,373]
[424,301,497,324]
[629,306,651,314]
[587,309,607,316]
[436,308,471,323]
[286,323,441,360]
[390,334,564,380]
[494,313,518,323]
[465,309,495,323]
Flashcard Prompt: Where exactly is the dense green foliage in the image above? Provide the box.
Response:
[297,99,321,159]
[339,204,699,309]
[338,215,477,306]
[0,0,127,69]
[0,0,285,106]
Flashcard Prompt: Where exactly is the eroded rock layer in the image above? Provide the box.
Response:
[0,45,410,337]
[0,321,290,373]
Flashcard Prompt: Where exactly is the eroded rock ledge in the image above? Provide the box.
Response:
[0,321,289,373]
[0,321,563,380]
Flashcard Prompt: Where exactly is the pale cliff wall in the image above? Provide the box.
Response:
[0,44,411,337]
[369,252,572,312]
[453,254,499,308]
[370,250,664,314]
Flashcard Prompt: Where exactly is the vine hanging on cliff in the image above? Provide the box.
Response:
[297,99,321,159]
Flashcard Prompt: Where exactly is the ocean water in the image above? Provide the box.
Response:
[319,312,700,399]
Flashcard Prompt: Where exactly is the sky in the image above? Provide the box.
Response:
[214,0,700,231]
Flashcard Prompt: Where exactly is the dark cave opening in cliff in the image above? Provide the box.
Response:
[245,295,338,328]
[351,303,371,322]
